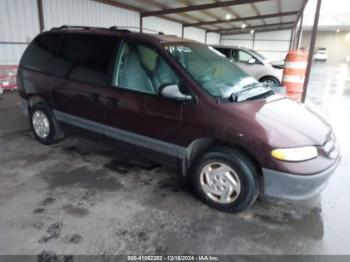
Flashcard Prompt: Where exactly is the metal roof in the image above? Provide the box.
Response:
[95,0,307,35]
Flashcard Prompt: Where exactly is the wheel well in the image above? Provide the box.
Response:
[27,96,47,108]
[181,138,262,178]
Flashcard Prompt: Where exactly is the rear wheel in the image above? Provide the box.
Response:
[191,147,259,212]
[29,103,64,145]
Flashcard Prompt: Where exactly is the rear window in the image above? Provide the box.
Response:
[21,32,120,86]
[55,33,120,86]
[20,33,61,73]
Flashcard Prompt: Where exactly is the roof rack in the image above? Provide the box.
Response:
[50,25,168,36]
[50,25,131,33]
[109,26,164,35]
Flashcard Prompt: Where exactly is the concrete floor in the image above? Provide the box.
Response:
[0,62,350,256]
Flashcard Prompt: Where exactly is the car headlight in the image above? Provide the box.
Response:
[271,146,318,161]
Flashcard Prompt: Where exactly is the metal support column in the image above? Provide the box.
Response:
[205,31,208,44]
[181,25,184,38]
[252,32,256,50]
[296,13,304,49]
[302,0,322,103]
[139,14,143,33]
[37,0,45,32]
[289,28,295,50]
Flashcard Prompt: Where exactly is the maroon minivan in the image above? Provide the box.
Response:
[17,26,340,212]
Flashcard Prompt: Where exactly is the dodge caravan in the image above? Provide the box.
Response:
[17,26,340,212]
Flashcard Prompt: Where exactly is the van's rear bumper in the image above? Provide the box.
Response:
[262,156,341,200]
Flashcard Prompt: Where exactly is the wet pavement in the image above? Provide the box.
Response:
[0,62,350,255]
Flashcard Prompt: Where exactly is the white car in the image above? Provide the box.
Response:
[213,45,283,86]
[314,49,328,61]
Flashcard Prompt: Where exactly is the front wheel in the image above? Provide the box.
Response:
[260,76,280,86]
[191,147,259,212]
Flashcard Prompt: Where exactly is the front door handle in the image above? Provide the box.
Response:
[102,97,121,107]
[88,93,100,103]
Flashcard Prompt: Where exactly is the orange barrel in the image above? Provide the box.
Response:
[282,50,308,101]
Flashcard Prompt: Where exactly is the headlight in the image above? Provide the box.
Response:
[271,146,318,161]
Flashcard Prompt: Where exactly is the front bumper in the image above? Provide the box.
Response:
[262,156,341,200]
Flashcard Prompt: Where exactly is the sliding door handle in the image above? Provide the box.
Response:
[102,97,121,107]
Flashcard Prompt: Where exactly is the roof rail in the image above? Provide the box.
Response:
[51,25,97,31]
[109,26,165,35]
[108,26,132,33]
[50,25,170,36]
[50,25,131,33]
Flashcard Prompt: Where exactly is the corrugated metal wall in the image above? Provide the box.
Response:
[0,0,40,65]
[184,27,206,43]
[206,33,220,45]
[255,30,291,61]
[0,0,221,65]
[143,19,221,44]
[0,0,139,65]
[222,30,292,61]
[143,17,182,36]
[221,33,254,49]
[42,0,139,29]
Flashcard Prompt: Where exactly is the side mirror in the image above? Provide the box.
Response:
[160,84,192,101]
[247,58,256,64]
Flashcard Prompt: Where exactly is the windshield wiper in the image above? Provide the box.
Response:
[246,89,275,101]
[231,83,262,102]
[231,83,272,102]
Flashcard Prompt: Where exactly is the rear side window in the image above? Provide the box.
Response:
[20,33,61,73]
[56,33,119,86]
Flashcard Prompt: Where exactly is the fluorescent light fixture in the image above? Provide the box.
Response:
[250,30,255,34]
[336,28,340,33]
[241,23,246,29]
[225,14,231,20]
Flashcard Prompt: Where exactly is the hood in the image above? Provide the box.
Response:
[220,95,331,148]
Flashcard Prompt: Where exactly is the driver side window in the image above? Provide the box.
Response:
[114,42,179,95]
[238,50,254,63]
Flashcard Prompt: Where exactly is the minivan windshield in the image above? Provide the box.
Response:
[164,43,267,99]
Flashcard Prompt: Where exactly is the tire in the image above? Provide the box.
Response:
[29,102,64,145]
[191,146,259,213]
[259,76,280,86]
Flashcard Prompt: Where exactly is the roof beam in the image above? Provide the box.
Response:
[212,22,295,33]
[220,3,253,29]
[278,0,282,23]
[93,0,142,12]
[294,0,308,28]
[141,0,269,17]
[95,0,201,30]
[183,10,298,27]
[177,0,223,30]
[221,25,294,35]
[139,0,203,26]
[251,3,265,25]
